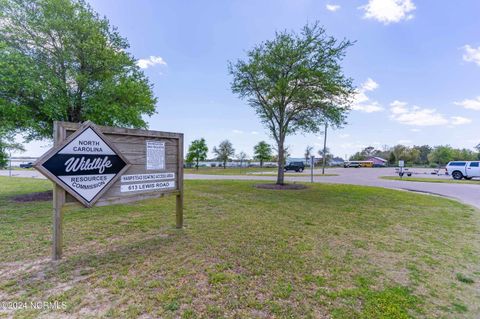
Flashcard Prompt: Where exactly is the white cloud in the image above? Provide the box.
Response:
[451,116,472,125]
[353,91,368,105]
[389,101,447,126]
[462,45,480,66]
[410,128,421,132]
[389,101,471,126]
[326,4,341,12]
[352,102,384,113]
[390,100,408,114]
[232,129,244,134]
[137,56,167,69]
[351,78,384,113]
[251,131,259,135]
[361,0,416,24]
[362,78,379,91]
[397,139,412,144]
[339,133,350,139]
[454,96,480,110]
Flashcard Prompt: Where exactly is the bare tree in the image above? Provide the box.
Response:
[213,140,235,169]
[236,151,248,168]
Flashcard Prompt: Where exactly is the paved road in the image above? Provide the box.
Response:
[2,168,479,209]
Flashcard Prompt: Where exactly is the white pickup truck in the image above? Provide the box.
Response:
[445,161,480,180]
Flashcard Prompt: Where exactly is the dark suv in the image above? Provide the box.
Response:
[284,161,305,172]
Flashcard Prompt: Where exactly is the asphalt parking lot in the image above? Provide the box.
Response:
[2,167,479,209]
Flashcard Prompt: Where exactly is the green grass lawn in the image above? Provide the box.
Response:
[381,176,480,185]
[250,173,338,177]
[184,167,336,177]
[1,177,479,318]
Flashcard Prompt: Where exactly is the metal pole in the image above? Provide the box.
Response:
[322,122,328,175]
[9,151,12,177]
[310,155,314,183]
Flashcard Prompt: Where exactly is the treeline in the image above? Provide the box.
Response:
[186,139,275,169]
[350,144,480,166]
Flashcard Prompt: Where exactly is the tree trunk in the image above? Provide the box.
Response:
[70,88,84,123]
[260,159,263,168]
[223,160,226,169]
[276,140,285,185]
[196,158,199,170]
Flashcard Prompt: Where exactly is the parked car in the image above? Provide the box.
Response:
[343,161,361,168]
[19,162,33,169]
[284,161,305,172]
[445,161,480,180]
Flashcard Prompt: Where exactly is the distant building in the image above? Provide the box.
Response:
[367,156,387,167]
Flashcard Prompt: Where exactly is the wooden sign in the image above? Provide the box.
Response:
[35,121,184,260]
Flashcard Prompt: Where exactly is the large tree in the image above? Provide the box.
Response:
[391,145,408,163]
[0,0,156,141]
[186,138,208,170]
[253,141,272,168]
[428,145,454,165]
[452,148,477,161]
[213,140,235,169]
[230,23,354,184]
[413,145,432,165]
[363,146,376,157]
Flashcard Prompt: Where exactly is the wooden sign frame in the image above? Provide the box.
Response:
[35,121,184,260]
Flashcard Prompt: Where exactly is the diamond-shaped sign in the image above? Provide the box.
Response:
[35,122,130,207]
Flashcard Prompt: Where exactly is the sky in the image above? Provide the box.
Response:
[16,0,480,160]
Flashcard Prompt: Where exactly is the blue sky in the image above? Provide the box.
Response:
[18,0,480,159]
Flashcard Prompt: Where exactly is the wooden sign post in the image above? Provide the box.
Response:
[35,121,184,260]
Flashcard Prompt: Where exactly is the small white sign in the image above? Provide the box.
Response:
[146,141,165,170]
[398,160,405,167]
[120,180,175,193]
[121,172,175,183]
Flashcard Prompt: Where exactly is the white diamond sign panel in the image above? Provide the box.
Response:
[35,122,130,207]
[57,174,116,202]
[58,127,117,155]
